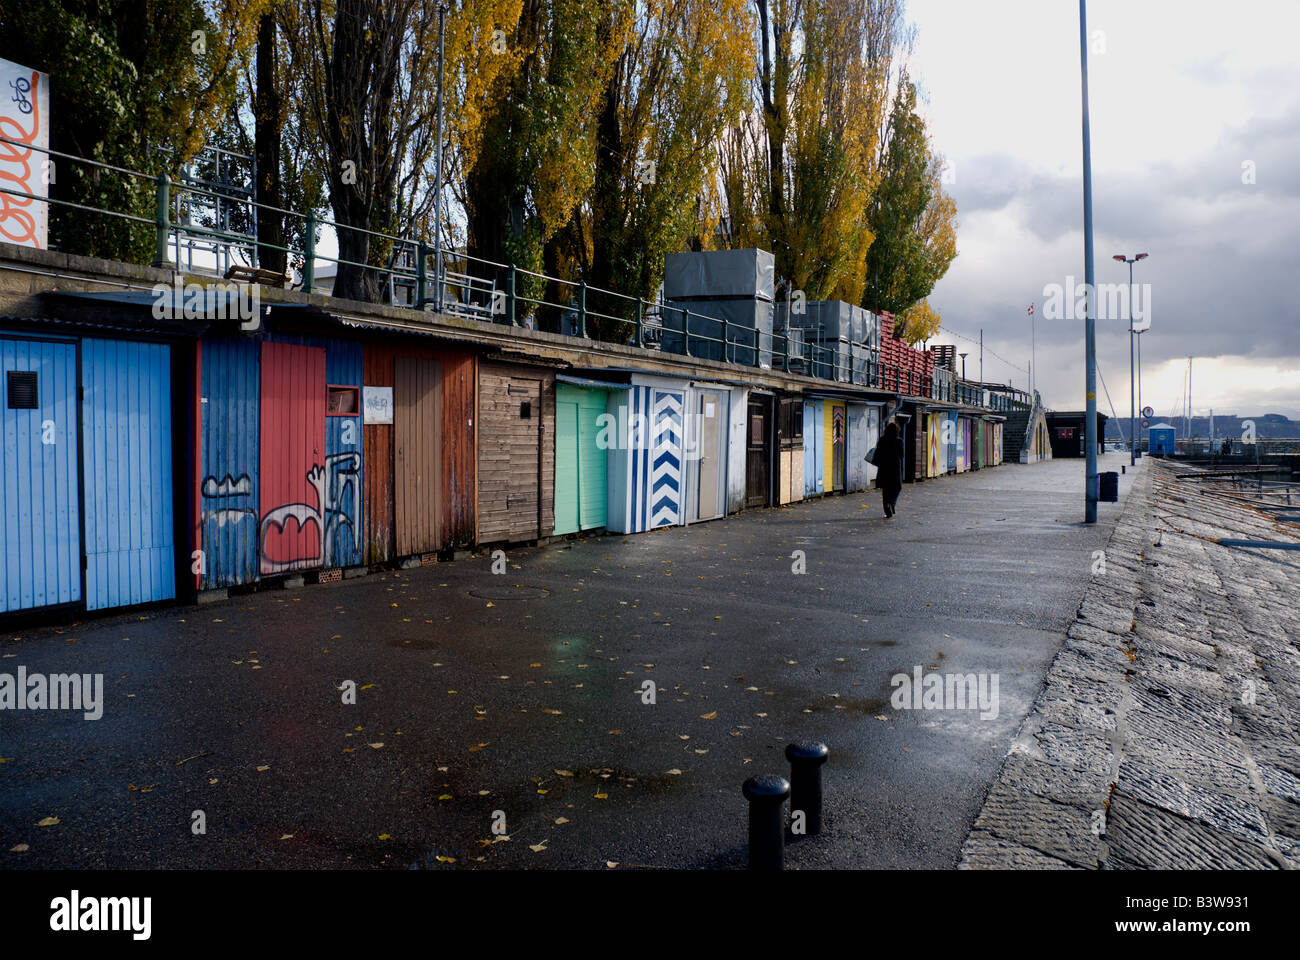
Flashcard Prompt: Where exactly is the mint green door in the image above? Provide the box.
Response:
[554,385,609,535]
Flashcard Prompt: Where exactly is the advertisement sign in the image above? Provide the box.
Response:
[0,57,50,249]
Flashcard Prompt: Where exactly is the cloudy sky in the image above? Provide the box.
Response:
[908,0,1300,423]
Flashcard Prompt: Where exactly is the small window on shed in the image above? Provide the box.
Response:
[327,385,360,416]
[6,370,37,409]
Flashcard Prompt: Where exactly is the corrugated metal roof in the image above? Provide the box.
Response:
[556,374,633,390]
[0,314,201,338]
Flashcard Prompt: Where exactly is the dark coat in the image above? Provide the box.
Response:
[871,434,905,492]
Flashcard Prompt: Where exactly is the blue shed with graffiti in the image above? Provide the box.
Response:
[196,331,364,589]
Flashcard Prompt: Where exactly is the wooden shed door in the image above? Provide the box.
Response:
[830,403,845,492]
[745,396,770,508]
[480,372,544,541]
[394,357,441,556]
[695,390,722,521]
[259,341,326,574]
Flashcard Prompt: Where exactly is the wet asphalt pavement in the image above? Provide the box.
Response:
[1,454,1141,870]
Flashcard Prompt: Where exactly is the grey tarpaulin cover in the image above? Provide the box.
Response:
[776,300,876,346]
[663,248,775,301]
[660,298,774,369]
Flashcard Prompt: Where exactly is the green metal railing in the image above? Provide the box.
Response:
[1,133,1025,411]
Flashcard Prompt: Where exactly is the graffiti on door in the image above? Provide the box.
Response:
[201,473,255,531]
[259,452,361,573]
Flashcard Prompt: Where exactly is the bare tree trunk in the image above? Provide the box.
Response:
[255,10,285,275]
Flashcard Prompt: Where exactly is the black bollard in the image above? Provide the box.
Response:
[742,774,789,870]
[785,741,829,835]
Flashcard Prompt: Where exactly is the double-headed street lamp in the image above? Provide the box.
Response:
[1112,252,1149,465]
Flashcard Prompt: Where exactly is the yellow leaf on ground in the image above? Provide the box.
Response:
[36,817,59,827]
[666,769,682,776]
[700,711,717,719]
[529,843,547,852]
[378,834,391,840]
[554,769,574,777]
[554,817,570,825]
[9,844,29,852]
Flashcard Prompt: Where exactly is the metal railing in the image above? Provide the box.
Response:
[1,133,1024,411]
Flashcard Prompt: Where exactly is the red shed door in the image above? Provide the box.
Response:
[259,342,327,574]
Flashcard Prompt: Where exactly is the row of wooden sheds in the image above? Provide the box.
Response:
[923,406,1006,477]
[2,294,985,618]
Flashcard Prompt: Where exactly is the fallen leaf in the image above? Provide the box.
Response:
[468,743,489,752]
[9,844,29,852]
[666,769,683,776]
[257,765,270,772]
[554,817,570,825]
[279,834,294,841]
[378,833,391,840]
[699,711,717,720]
[436,855,456,863]
[368,743,384,749]
[36,817,59,827]
[554,769,574,777]
[529,843,547,853]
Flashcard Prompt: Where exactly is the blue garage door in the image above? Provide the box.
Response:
[81,339,175,610]
[1,336,81,612]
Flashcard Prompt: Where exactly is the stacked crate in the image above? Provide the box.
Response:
[877,311,934,396]
[777,300,877,384]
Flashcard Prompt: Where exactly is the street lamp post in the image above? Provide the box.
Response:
[1080,0,1099,523]
[1112,252,1148,465]
[432,1,448,314]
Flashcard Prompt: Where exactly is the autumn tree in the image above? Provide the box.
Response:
[464,0,615,325]
[283,0,517,302]
[861,77,957,341]
[716,0,907,304]
[0,0,266,263]
[578,0,753,338]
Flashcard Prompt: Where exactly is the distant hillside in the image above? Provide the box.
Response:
[1104,412,1300,439]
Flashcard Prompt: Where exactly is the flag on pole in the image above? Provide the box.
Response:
[1027,304,1034,316]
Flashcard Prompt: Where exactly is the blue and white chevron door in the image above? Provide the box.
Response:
[648,389,683,529]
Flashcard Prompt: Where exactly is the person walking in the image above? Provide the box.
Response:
[870,419,905,517]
